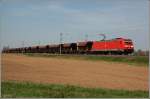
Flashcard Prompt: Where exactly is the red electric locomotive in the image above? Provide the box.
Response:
[90,38,134,54]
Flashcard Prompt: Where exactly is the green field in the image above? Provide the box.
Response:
[1,81,149,98]
[24,53,149,66]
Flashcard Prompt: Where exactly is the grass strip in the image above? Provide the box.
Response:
[1,81,149,98]
[24,53,149,66]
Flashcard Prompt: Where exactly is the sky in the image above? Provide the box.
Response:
[0,0,149,50]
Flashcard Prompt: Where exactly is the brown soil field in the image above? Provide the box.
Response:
[1,54,149,91]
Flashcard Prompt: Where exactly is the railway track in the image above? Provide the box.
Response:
[24,53,148,58]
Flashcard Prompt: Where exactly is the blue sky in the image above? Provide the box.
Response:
[0,0,149,50]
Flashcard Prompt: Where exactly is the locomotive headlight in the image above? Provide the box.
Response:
[131,45,133,47]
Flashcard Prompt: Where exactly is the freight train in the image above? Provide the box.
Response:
[2,38,134,55]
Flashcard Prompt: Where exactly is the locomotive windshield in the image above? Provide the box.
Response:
[124,39,133,45]
[125,42,132,45]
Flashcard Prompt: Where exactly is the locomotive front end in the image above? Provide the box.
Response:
[123,39,134,54]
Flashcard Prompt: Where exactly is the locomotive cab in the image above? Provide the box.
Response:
[123,39,134,54]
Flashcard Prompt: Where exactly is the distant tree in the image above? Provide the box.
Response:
[132,49,149,56]
[145,50,149,56]
[2,46,9,53]
[137,49,144,56]
[3,46,9,50]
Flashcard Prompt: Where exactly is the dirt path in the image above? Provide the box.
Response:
[1,54,149,91]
